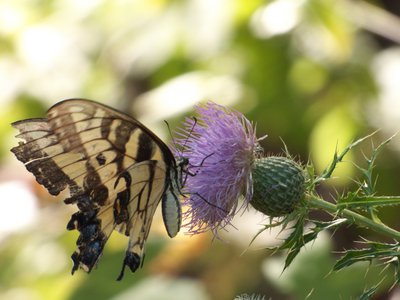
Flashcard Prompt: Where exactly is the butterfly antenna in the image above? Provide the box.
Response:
[164,120,181,157]
[189,152,214,169]
[180,116,197,155]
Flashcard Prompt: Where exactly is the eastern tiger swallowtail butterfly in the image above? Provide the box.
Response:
[11,99,187,280]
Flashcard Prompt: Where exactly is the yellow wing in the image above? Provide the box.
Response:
[11,99,178,279]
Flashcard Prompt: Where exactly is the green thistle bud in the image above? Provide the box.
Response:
[251,156,306,217]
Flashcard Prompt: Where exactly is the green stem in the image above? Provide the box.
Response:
[307,194,400,240]
[337,196,400,209]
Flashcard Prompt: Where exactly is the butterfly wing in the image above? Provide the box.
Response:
[11,99,181,278]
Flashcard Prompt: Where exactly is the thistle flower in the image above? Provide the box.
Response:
[173,102,260,234]
[234,294,266,300]
[175,108,400,293]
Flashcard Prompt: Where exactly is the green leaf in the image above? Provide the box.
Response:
[391,256,400,286]
[356,133,396,197]
[279,215,305,251]
[358,285,378,300]
[368,133,395,170]
[306,160,316,191]
[334,241,400,271]
[314,132,377,185]
[248,218,286,248]
[312,219,348,231]
[278,218,347,272]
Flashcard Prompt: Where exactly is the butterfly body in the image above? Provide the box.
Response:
[11,99,184,279]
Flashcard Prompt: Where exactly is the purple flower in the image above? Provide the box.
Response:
[173,102,261,234]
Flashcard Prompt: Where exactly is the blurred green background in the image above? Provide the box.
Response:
[1,0,400,299]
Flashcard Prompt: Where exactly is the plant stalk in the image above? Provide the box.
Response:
[307,194,400,240]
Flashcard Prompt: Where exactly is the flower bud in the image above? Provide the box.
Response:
[251,156,306,217]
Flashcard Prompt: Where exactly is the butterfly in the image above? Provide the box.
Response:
[11,99,187,280]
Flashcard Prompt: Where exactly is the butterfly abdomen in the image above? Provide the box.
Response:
[162,185,182,238]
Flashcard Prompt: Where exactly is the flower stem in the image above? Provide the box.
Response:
[307,194,400,240]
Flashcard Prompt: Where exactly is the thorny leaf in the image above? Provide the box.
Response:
[314,132,377,185]
[358,285,379,300]
[335,134,396,222]
[254,133,400,294]
[334,241,400,271]
[265,216,346,272]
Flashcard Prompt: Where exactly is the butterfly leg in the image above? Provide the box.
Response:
[188,192,229,213]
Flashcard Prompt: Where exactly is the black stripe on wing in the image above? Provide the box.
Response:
[11,99,179,278]
[68,160,167,277]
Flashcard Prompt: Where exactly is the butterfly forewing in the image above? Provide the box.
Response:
[11,99,182,279]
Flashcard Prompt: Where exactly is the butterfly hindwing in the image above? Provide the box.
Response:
[11,99,181,279]
[115,160,168,280]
